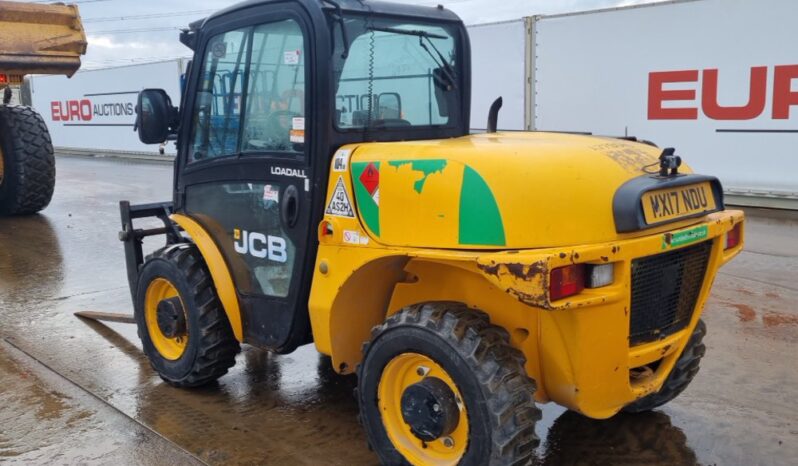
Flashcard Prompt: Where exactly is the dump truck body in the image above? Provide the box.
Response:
[0,1,86,215]
[0,1,86,77]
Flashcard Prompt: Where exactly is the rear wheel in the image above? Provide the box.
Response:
[0,105,55,215]
[135,244,240,387]
[357,303,541,466]
[623,320,707,413]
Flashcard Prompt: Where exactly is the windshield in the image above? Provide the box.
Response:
[332,16,460,130]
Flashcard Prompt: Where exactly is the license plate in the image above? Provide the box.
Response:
[642,182,716,224]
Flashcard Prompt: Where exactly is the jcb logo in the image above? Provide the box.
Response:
[233,229,288,263]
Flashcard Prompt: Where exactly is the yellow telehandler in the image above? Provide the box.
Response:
[0,1,86,214]
[79,0,744,464]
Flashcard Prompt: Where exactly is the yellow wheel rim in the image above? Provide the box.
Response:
[378,353,469,465]
[144,278,188,360]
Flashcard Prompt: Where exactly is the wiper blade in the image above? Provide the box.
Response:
[367,25,457,90]
[368,26,448,40]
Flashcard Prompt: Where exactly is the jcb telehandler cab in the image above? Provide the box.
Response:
[121,0,744,463]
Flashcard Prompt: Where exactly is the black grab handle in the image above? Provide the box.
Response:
[281,184,300,228]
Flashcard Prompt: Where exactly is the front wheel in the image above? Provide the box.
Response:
[357,303,541,466]
[135,244,240,387]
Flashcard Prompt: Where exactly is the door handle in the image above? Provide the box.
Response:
[281,184,300,228]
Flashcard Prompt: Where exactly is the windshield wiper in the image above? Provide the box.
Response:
[368,26,448,40]
[367,26,457,90]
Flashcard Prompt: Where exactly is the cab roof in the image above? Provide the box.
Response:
[202,0,461,26]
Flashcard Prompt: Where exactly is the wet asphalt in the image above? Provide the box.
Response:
[0,155,796,465]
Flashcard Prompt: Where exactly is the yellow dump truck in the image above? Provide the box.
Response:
[0,1,86,214]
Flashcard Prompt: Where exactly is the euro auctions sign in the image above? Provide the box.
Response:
[649,65,798,121]
[30,60,183,153]
[51,98,135,123]
[532,0,798,199]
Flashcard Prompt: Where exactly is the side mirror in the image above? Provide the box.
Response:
[135,89,178,144]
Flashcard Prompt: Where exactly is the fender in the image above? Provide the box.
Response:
[171,213,244,342]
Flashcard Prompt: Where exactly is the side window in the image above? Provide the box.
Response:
[242,20,306,154]
[190,28,251,161]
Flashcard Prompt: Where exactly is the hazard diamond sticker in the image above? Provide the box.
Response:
[359,162,380,196]
[325,176,355,218]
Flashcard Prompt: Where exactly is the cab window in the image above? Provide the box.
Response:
[189,19,307,162]
[333,18,459,130]
[242,20,306,154]
[190,28,251,161]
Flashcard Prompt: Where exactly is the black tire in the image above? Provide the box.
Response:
[135,244,240,387]
[623,320,707,413]
[357,303,541,466]
[0,105,55,215]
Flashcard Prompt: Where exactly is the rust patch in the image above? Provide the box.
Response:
[479,263,502,276]
[508,289,551,309]
[559,252,567,259]
[478,261,546,280]
[478,260,551,308]
[600,256,609,262]
[661,344,672,356]
[762,312,798,328]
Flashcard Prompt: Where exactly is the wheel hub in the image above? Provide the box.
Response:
[156,296,186,339]
[400,376,460,442]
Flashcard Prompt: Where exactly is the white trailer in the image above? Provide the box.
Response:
[29,60,184,155]
[467,19,528,131]
[469,0,798,208]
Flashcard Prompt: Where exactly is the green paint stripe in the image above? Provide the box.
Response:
[459,165,506,246]
[351,161,380,237]
[388,159,447,193]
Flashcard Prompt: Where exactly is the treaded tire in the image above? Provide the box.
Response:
[623,320,707,413]
[0,105,55,215]
[357,303,542,466]
[135,244,240,387]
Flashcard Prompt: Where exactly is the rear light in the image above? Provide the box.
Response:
[550,264,585,301]
[725,223,742,250]
[0,74,7,84]
[586,263,614,288]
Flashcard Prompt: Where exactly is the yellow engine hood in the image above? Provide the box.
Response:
[347,132,690,250]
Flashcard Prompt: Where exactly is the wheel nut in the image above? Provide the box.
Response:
[432,403,440,412]
[442,437,454,448]
[416,366,430,377]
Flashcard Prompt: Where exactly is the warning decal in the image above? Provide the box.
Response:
[359,162,380,195]
[325,176,355,218]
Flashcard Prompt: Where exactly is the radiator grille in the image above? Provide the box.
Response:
[629,241,712,345]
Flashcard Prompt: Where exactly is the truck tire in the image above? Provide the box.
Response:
[135,244,240,387]
[0,105,55,215]
[623,320,707,413]
[357,303,541,466]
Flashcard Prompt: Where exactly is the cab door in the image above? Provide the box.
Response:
[175,8,316,352]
